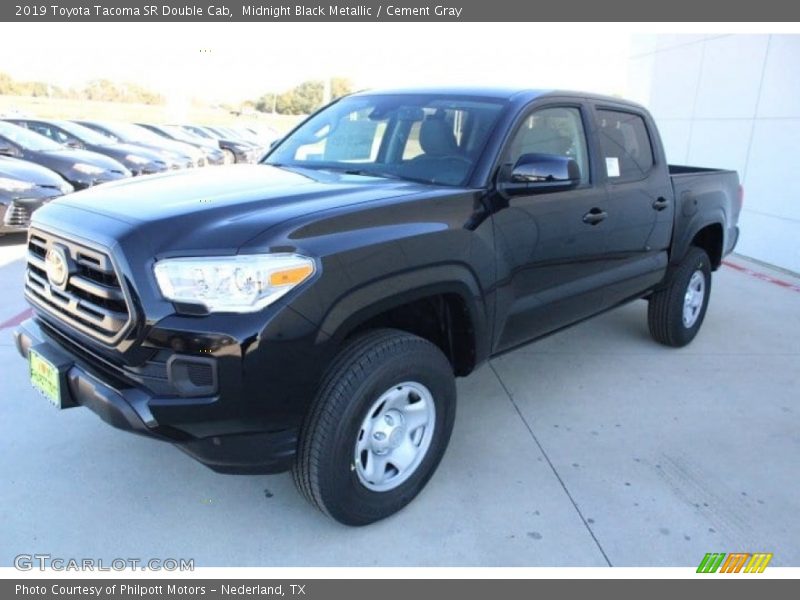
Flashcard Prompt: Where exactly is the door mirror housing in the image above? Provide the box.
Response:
[65,139,84,150]
[0,144,20,158]
[500,153,581,195]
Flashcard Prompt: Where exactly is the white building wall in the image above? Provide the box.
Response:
[627,34,800,274]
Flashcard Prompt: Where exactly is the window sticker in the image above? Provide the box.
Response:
[605,157,620,178]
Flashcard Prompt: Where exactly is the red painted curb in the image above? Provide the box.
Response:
[0,308,32,330]
[723,261,800,294]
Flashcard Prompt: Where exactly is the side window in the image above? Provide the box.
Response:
[402,121,423,160]
[596,109,654,182]
[507,106,590,185]
[27,123,56,141]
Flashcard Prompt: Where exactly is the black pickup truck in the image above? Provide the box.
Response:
[14,88,741,525]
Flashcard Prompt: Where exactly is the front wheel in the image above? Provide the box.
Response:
[648,247,712,347]
[293,329,456,525]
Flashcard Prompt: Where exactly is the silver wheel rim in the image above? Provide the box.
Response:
[354,382,436,492]
[682,270,706,328]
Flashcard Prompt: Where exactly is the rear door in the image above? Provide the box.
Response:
[591,105,674,304]
[492,102,612,352]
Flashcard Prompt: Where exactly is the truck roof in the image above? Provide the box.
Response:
[350,86,647,110]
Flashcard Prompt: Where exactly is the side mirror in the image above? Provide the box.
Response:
[269,138,282,150]
[65,139,84,150]
[501,153,580,195]
[0,144,20,158]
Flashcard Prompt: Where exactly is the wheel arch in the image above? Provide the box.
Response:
[672,213,726,271]
[316,265,490,376]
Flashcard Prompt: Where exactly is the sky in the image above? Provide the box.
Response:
[0,23,632,103]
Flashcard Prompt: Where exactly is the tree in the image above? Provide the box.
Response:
[331,77,354,100]
[253,77,355,116]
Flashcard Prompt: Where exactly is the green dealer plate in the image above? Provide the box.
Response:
[29,349,61,408]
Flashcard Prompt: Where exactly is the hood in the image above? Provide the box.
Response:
[37,147,128,172]
[0,157,66,187]
[96,142,167,162]
[135,139,200,160]
[35,165,434,255]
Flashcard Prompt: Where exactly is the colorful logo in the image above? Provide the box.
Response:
[697,552,773,573]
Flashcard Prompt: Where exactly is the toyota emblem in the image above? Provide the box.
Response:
[45,246,69,288]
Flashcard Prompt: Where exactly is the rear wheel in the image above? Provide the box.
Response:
[293,329,456,525]
[648,247,712,347]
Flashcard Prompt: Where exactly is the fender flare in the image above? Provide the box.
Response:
[671,209,726,267]
[315,263,491,365]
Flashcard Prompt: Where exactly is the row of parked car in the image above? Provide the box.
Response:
[0,118,278,235]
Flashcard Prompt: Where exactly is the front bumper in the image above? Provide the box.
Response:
[70,171,130,190]
[205,151,226,166]
[13,318,297,474]
[132,163,169,176]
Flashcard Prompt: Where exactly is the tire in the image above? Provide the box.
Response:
[222,148,236,164]
[293,328,456,526]
[648,247,712,347]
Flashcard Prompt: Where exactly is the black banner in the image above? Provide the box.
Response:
[4,579,798,600]
[3,0,800,22]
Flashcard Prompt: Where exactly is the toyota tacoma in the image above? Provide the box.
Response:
[14,89,741,525]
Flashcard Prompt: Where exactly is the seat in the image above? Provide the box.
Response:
[404,116,471,185]
[418,117,459,157]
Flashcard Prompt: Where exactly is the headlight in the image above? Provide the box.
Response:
[153,254,315,313]
[0,177,34,192]
[124,154,150,165]
[73,163,105,175]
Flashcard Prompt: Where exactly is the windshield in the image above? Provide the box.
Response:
[92,122,166,144]
[54,120,116,146]
[161,125,203,144]
[181,125,215,140]
[204,127,229,140]
[265,94,506,186]
[0,121,64,151]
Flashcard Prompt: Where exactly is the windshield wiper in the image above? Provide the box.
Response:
[267,163,418,183]
[335,167,404,181]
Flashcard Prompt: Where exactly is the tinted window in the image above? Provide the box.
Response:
[267,94,506,186]
[506,106,590,185]
[88,122,166,144]
[25,122,71,144]
[55,120,115,146]
[596,109,654,181]
[0,121,63,151]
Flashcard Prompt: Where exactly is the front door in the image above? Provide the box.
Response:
[492,104,612,352]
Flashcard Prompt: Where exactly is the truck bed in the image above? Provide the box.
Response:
[668,164,742,266]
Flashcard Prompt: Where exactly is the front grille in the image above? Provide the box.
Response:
[3,202,32,227]
[25,228,132,345]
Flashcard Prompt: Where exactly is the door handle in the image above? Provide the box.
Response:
[582,208,608,225]
[652,197,670,211]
